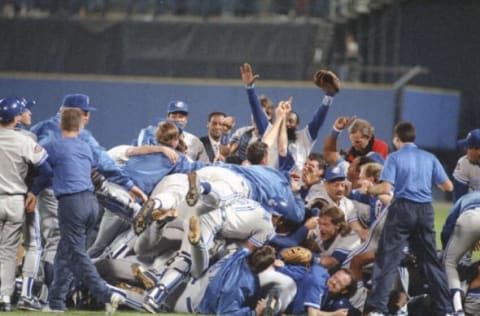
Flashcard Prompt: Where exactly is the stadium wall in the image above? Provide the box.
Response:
[0,74,459,155]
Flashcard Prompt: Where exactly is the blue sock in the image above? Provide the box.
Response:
[200,182,211,195]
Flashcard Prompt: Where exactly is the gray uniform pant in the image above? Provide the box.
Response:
[37,189,60,265]
[22,211,42,278]
[0,195,24,297]
[443,207,480,291]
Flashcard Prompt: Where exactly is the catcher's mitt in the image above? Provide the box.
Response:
[313,69,340,95]
[280,246,313,266]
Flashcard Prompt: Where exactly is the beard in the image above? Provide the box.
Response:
[287,128,297,142]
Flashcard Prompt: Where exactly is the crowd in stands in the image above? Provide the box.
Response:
[1,63,479,316]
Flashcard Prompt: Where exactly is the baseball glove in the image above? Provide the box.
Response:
[313,69,340,95]
[280,246,313,266]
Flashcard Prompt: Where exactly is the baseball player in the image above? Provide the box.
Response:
[240,63,338,171]
[441,191,480,315]
[29,93,146,286]
[0,97,49,312]
[143,197,277,312]
[453,129,480,201]
[12,97,45,311]
[136,100,209,162]
[275,246,357,315]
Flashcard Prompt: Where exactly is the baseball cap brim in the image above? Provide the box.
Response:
[457,139,468,150]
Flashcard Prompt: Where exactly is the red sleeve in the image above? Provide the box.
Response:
[372,139,389,159]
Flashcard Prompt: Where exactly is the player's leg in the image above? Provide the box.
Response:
[442,209,480,313]
[36,188,60,287]
[187,167,250,208]
[0,196,24,312]
[258,268,297,314]
[412,202,453,315]
[18,210,43,310]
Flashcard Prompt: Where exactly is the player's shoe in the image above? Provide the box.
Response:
[131,263,158,290]
[262,289,280,316]
[188,215,201,245]
[0,302,12,312]
[133,199,156,235]
[105,293,125,315]
[186,171,199,206]
[152,208,178,224]
[17,295,43,311]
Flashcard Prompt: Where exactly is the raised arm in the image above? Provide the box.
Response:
[323,116,356,166]
[240,63,270,136]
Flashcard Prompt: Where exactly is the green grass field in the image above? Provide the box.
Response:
[5,202,474,315]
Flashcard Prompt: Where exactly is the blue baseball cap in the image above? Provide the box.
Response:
[324,164,347,182]
[62,94,96,112]
[458,129,480,149]
[167,100,189,114]
[0,97,24,122]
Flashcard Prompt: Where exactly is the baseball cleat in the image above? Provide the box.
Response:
[188,215,201,245]
[186,171,199,206]
[152,208,178,224]
[131,263,157,290]
[262,289,280,316]
[133,199,156,235]
[17,296,43,311]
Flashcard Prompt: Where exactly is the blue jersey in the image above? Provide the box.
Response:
[30,113,134,190]
[123,152,207,195]
[135,125,158,146]
[278,264,329,314]
[223,164,305,223]
[42,137,94,196]
[380,143,448,202]
[441,191,480,248]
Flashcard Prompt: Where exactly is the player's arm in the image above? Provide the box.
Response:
[438,179,453,192]
[453,178,469,202]
[308,307,348,316]
[324,116,356,166]
[126,145,179,163]
[240,63,270,136]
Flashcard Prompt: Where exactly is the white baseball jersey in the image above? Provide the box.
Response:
[289,127,316,172]
[315,231,361,266]
[184,131,209,162]
[0,128,47,194]
[453,155,480,192]
[313,185,357,223]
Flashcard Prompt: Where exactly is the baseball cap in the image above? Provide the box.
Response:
[366,152,385,165]
[324,165,347,182]
[167,100,189,114]
[458,129,480,149]
[62,94,96,112]
[0,97,24,122]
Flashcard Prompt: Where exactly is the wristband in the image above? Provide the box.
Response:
[220,133,230,145]
[330,128,341,138]
[322,94,334,106]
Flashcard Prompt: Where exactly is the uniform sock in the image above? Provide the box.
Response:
[452,289,463,312]
[21,276,33,297]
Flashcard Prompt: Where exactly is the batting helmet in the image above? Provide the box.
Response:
[265,197,289,216]
[0,97,24,122]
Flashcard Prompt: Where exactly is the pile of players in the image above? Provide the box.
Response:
[1,63,479,316]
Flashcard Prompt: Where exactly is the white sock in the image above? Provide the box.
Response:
[153,198,162,209]
[452,290,463,311]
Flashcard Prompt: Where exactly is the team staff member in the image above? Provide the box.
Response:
[363,121,453,316]
[0,97,49,312]
[30,94,146,286]
[453,129,480,201]
[32,108,124,313]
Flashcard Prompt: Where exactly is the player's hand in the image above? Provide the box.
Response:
[240,63,260,86]
[222,116,235,133]
[289,172,302,192]
[25,192,36,213]
[304,216,319,230]
[334,116,356,131]
[359,179,373,195]
[159,145,179,163]
[255,298,266,316]
[129,186,148,202]
[274,259,285,268]
[213,154,225,162]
